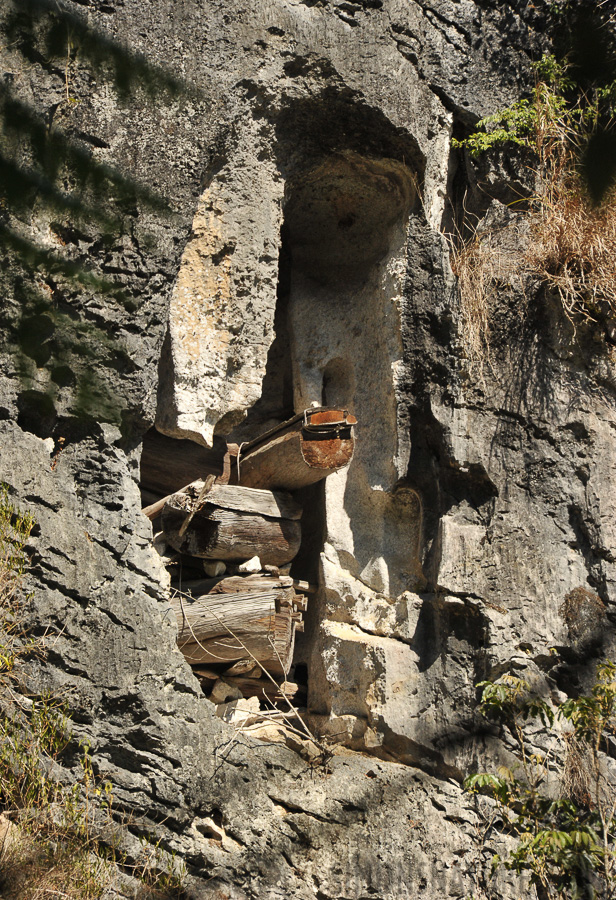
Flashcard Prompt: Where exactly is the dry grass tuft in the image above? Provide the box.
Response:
[0,829,111,900]
[0,486,186,899]
[528,176,616,332]
[561,732,593,808]
[450,71,616,362]
[449,218,528,375]
[450,235,494,370]
[451,171,616,365]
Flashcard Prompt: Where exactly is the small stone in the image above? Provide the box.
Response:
[238,556,261,574]
[209,679,243,704]
[216,696,261,726]
[203,560,226,577]
[100,423,122,444]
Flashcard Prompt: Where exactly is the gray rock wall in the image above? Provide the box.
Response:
[2,0,615,897]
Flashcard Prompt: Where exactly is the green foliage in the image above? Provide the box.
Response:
[466,668,616,899]
[452,56,570,158]
[450,42,616,351]
[452,98,538,157]
[0,485,35,573]
[560,663,616,751]
[0,697,70,813]
[0,485,35,677]
[453,48,616,203]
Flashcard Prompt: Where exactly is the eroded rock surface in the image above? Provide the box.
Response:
[1,0,615,897]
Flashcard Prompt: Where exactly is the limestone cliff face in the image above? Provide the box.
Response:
[1,1,615,897]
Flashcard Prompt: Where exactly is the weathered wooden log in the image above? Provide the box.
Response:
[140,428,225,497]
[175,576,309,618]
[178,611,295,676]
[172,575,292,596]
[161,482,302,567]
[209,574,295,595]
[171,583,302,676]
[171,580,309,641]
[170,574,314,602]
[172,590,279,645]
[231,407,357,491]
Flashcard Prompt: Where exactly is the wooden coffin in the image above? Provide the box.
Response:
[173,589,279,645]
[231,407,357,491]
[172,591,297,676]
[161,481,302,567]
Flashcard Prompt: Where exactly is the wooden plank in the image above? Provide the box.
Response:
[211,580,297,606]
[287,594,308,612]
[292,579,316,594]
[142,496,167,520]
[162,496,301,566]
[170,576,312,607]
[209,574,293,593]
[209,484,301,520]
[179,481,301,520]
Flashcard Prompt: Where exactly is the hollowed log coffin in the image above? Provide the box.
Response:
[161,482,302,567]
[230,407,357,491]
[171,589,297,676]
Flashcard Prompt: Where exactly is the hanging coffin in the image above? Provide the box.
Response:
[161,481,302,567]
[231,407,357,491]
[171,589,298,676]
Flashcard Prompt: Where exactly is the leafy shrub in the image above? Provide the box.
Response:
[466,665,616,899]
[452,57,570,159]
